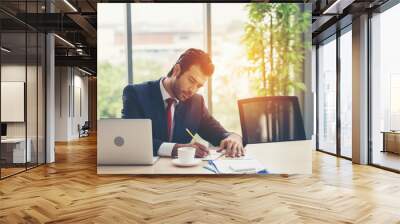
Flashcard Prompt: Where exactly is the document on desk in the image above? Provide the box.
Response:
[203,148,252,161]
[210,159,267,174]
[203,151,252,161]
[202,150,223,161]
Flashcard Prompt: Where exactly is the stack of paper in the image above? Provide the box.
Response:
[203,150,252,161]
[220,154,253,160]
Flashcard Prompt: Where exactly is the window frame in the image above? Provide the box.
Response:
[0,1,47,180]
[368,0,400,173]
[315,24,353,161]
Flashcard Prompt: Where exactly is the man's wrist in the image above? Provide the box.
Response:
[171,145,178,158]
[171,144,182,158]
[226,133,243,145]
[227,133,241,139]
[223,132,232,139]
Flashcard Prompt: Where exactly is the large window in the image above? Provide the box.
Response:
[371,3,400,171]
[316,27,353,159]
[131,4,204,85]
[0,1,46,179]
[97,4,128,118]
[98,3,205,119]
[212,4,310,135]
[317,36,337,154]
[212,4,249,134]
[340,28,352,158]
[98,3,312,144]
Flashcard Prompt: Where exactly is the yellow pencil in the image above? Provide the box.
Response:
[185,128,196,140]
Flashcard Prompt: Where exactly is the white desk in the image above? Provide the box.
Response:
[1,138,31,163]
[97,140,312,175]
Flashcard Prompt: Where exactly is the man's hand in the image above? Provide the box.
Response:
[171,142,209,158]
[218,134,244,157]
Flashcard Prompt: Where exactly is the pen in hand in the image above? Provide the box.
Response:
[185,128,196,142]
[186,128,227,159]
[185,128,209,157]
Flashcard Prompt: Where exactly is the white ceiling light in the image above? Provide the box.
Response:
[63,0,78,12]
[78,67,92,76]
[323,0,355,15]
[54,34,75,48]
[1,47,11,53]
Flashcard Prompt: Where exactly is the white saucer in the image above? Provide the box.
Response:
[172,158,202,167]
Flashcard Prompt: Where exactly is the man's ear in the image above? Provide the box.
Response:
[172,64,181,78]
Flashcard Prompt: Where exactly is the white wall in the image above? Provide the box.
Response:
[72,73,89,138]
[1,63,46,163]
[55,67,89,141]
[1,65,39,138]
[1,65,26,139]
[55,67,70,141]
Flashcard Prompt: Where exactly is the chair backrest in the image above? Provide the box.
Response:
[238,96,306,145]
[83,121,90,128]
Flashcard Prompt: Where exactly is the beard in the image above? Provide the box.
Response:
[172,81,184,101]
[172,81,191,102]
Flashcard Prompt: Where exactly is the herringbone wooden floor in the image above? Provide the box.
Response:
[1,135,400,224]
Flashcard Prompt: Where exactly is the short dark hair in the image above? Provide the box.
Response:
[167,48,214,77]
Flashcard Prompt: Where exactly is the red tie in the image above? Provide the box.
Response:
[166,98,175,141]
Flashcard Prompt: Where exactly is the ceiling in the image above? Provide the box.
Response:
[0,0,97,75]
[311,0,390,43]
[0,0,395,75]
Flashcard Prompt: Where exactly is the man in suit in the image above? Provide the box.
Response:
[122,48,244,158]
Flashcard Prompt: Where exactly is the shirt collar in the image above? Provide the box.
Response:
[159,78,179,104]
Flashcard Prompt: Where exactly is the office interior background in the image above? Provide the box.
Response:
[0,0,97,179]
[1,0,400,222]
[1,0,400,178]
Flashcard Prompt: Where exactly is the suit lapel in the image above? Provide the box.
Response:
[173,101,186,142]
[150,79,168,141]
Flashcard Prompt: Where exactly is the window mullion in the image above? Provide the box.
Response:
[204,3,212,114]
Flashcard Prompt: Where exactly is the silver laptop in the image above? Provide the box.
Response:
[97,119,159,165]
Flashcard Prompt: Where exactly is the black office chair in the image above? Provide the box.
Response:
[238,96,306,145]
[78,121,90,138]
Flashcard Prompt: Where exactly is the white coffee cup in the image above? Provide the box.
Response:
[177,147,196,164]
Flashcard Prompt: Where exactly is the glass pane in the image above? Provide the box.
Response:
[97,3,128,119]
[211,3,248,135]
[131,3,204,85]
[371,4,400,171]
[0,1,46,178]
[27,31,38,169]
[1,30,27,177]
[318,37,337,154]
[340,29,352,158]
[98,3,205,119]
[26,0,38,169]
[38,32,45,164]
[212,3,311,136]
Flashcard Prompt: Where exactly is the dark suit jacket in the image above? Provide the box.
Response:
[121,78,230,156]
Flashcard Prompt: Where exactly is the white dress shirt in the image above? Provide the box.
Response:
[157,78,179,157]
